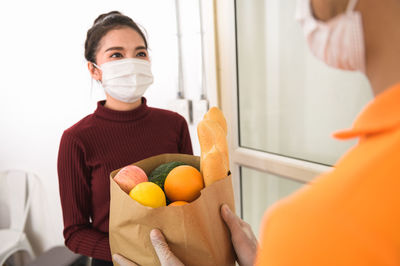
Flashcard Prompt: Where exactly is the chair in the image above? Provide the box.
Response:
[27,246,88,266]
[0,170,38,265]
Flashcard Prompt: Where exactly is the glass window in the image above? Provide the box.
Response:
[235,0,373,165]
[241,166,305,236]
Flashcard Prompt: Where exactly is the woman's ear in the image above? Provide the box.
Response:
[88,61,102,81]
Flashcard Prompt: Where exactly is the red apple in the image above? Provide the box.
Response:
[114,165,148,194]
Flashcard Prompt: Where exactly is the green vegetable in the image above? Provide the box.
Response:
[149,161,186,190]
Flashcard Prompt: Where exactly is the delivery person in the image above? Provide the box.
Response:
[113,0,400,265]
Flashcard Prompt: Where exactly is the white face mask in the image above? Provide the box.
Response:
[296,0,366,73]
[94,58,154,103]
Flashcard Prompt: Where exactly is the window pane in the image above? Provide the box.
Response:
[241,166,304,237]
[235,0,373,165]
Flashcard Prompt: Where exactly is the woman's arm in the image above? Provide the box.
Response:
[57,132,111,261]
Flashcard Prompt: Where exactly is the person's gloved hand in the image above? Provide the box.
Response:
[112,229,184,266]
[221,204,258,266]
[113,205,258,266]
[148,229,184,266]
[112,253,138,266]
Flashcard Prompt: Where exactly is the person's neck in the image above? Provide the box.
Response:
[364,3,400,96]
[367,48,400,96]
[104,96,142,111]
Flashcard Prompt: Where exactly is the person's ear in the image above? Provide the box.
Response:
[88,61,102,81]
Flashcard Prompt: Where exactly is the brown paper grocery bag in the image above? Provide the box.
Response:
[109,153,236,266]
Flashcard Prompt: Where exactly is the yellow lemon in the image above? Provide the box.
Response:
[129,182,166,208]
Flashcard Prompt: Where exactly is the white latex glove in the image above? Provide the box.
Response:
[112,229,184,266]
[112,253,138,266]
[149,229,184,266]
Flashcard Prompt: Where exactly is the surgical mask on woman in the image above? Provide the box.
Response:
[296,0,366,73]
[94,58,154,103]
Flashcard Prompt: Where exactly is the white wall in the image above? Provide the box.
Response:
[0,0,205,255]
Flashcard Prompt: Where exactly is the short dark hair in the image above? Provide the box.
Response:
[84,11,148,64]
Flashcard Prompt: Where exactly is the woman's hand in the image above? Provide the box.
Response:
[221,204,258,266]
[112,229,184,266]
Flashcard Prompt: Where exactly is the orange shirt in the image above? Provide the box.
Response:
[255,83,400,266]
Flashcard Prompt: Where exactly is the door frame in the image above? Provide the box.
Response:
[209,0,332,216]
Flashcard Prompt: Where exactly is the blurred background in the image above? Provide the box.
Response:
[0,0,372,265]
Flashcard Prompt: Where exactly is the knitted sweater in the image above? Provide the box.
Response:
[57,98,193,261]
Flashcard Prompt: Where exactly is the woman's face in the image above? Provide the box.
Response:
[89,26,149,81]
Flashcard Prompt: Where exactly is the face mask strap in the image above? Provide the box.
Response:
[90,62,102,84]
[92,62,101,70]
[346,0,359,13]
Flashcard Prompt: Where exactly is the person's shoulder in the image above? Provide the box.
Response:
[262,185,308,225]
[62,113,96,140]
[261,176,328,228]
[148,106,187,122]
[257,178,331,256]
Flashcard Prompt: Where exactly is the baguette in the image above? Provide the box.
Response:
[203,107,228,136]
[197,107,230,187]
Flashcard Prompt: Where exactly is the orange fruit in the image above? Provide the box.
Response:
[164,165,204,202]
[168,201,189,206]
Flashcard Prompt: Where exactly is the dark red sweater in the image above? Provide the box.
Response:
[57,98,193,261]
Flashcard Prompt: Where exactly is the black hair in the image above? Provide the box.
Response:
[84,11,148,64]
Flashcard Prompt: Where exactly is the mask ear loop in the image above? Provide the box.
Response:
[89,62,102,100]
[92,62,101,69]
[346,0,359,13]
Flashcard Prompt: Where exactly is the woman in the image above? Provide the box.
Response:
[57,11,193,266]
